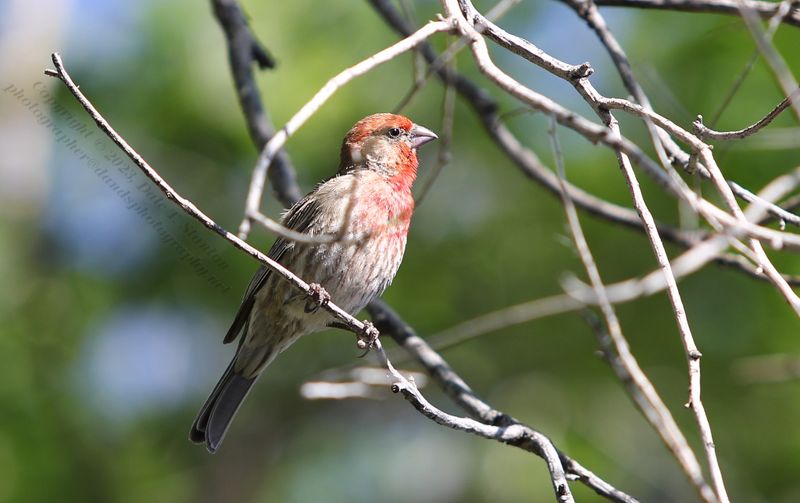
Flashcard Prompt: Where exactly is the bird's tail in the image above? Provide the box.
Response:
[189,360,256,453]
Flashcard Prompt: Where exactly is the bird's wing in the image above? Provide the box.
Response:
[222,194,324,344]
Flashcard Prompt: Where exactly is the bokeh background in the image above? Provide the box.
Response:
[1,0,799,501]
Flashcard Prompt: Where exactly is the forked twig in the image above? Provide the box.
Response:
[46,50,632,503]
[238,19,453,239]
[44,53,373,343]
[550,118,717,502]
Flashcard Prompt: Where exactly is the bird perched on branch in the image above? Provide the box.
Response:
[190,113,437,452]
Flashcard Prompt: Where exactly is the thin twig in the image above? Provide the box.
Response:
[561,0,800,235]
[374,338,577,502]
[47,48,628,503]
[392,0,520,113]
[707,0,796,127]
[591,0,800,28]
[550,118,717,503]
[300,366,429,400]
[745,167,800,227]
[368,301,639,503]
[368,0,800,289]
[737,0,800,121]
[414,42,456,206]
[248,210,361,244]
[238,19,453,239]
[582,90,730,503]
[44,53,373,340]
[561,0,799,232]
[44,53,581,501]
[728,181,800,227]
[611,128,730,503]
[211,0,302,207]
[454,0,800,314]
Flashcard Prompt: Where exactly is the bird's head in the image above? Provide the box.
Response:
[339,113,437,188]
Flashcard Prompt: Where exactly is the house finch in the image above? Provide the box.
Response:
[190,113,437,452]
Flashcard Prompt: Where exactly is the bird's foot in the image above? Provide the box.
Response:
[304,283,331,313]
[356,320,380,357]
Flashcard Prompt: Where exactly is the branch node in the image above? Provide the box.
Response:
[251,41,276,70]
[569,62,594,80]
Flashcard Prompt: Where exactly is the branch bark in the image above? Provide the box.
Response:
[368,300,640,503]
[368,0,800,289]
[237,18,453,239]
[211,0,302,206]
[44,53,376,341]
[592,0,800,28]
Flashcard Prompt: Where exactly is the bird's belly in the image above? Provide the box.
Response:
[298,234,406,316]
[251,233,406,339]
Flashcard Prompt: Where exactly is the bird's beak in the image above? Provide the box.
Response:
[409,124,438,149]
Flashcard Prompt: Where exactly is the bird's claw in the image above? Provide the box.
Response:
[304,283,331,313]
[356,320,379,357]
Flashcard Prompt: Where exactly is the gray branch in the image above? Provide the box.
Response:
[368,300,641,503]
[592,0,800,28]
[211,0,302,208]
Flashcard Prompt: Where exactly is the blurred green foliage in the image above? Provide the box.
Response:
[1,0,799,502]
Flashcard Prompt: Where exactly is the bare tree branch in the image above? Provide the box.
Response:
[560,0,800,230]
[373,337,577,503]
[44,53,377,346]
[449,0,735,494]
[52,0,800,498]
[707,0,798,125]
[550,120,717,501]
[551,118,719,501]
[693,87,800,140]
[367,300,640,503]
[453,0,800,316]
[211,0,302,206]
[591,0,800,28]
[237,18,453,239]
[368,0,696,243]
[46,45,640,503]
[736,0,800,121]
[610,124,730,503]
[369,0,800,289]
[45,50,596,501]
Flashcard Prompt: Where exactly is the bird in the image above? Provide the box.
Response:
[190,113,437,452]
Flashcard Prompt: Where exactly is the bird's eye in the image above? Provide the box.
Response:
[387,127,402,139]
